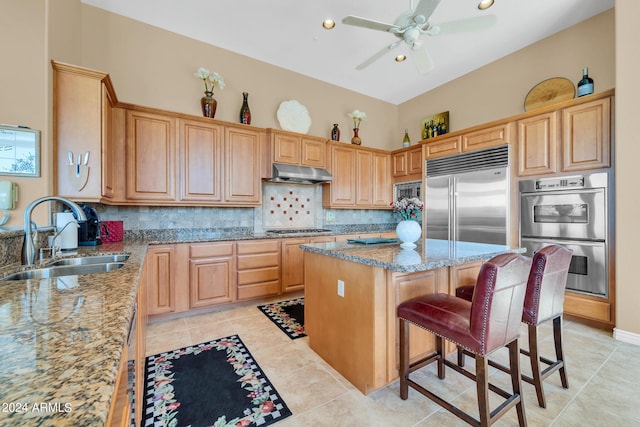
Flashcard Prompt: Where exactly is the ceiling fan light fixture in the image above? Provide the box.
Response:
[322,19,336,29]
[478,0,494,10]
[395,55,407,63]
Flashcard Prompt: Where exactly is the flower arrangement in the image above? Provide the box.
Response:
[391,197,424,221]
[348,109,367,129]
[194,67,225,94]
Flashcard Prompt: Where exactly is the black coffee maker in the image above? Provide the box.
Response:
[77,204,102,246]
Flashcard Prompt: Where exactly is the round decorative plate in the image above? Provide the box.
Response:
[524,77,575,112]
[277,100,312,133]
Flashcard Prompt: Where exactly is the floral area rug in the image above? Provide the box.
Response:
[142,335,291,427]
[257,298,306,340]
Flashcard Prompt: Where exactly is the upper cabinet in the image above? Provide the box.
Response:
[225,125,263,204]
[517,93,612,176]
[392,145,423,181]
[268,129,327,169]
[52,61,117,201]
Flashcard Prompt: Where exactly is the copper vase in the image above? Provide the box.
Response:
[201,91,217,118]
[351,128,362,145]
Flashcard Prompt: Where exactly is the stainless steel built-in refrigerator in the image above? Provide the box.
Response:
[425,145,509,245]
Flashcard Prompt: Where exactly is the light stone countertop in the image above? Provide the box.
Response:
[300,238,526,272]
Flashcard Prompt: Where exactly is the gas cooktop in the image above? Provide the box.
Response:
[265,228,332,235]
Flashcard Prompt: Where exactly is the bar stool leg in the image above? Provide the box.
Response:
[553,316,569,389]
[475,354,491,427]
[527,324,546,408]
[399,319,410,400]
[508,340,527,426]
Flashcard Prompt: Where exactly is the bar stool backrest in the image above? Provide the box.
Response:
[470,253,532,355]
[522,245,573,326]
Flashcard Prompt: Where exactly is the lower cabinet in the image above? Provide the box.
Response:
[237,240,280,300]
[146,245,178,316]
[281,236,335,293]
[189,242,235,308]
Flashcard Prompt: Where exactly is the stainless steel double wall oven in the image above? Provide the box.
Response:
[519,172,609,297]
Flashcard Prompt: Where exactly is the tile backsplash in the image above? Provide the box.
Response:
[261,183,321,229]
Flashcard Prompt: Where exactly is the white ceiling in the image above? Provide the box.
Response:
[81,0,613,105]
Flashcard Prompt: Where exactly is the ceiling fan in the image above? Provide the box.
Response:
[342,0,497,74]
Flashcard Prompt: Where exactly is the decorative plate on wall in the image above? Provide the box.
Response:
[277,100,312,134]
[524,77,575,112]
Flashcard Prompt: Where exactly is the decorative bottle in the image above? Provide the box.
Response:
[577,67,594,97]
[402,129,411,147]
[331,124,340,141]
[240,92,251,124]
[422,122,429,140]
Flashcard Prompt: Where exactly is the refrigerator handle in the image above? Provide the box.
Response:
[449,178,455,242]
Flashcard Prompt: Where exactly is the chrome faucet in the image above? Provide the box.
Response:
[23,196,87,265]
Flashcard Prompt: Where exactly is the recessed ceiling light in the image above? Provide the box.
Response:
[322,19,335,29]
[478,0,494,10]
[395,55,407,62]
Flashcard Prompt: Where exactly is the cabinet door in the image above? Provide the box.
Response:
[327,145,356,206]
[562,97,611,172]
[463,123,511,152]
[517,111,559,176]
[189,256,235,308]
[356,149,373,205]
[52,62,106,201]
[180,120,223,202]
[126,110,177,201]
[146,245,177,316]
[281,238,308,293]
[225,126,263,204]
[372,152,392,207]
[424,135,462,159]
[392,152,407,177]
[301,137,327,168]
[407,146,423,176]
[273,133,300,165]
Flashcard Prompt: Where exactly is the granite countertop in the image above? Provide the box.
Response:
[300,238,526,273]
[0,241,146,426]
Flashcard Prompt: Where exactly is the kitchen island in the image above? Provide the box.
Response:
[300,238,525,395]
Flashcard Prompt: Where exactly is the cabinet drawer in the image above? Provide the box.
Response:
[564,293,611,323]
[238,267,280,285]
[190,242,234,259]
[237,280,280,300]
[237,252,279,269]
[237,240,280,254]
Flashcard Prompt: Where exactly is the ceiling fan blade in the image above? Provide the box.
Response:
[413,0,441,22]
[429,15,497,35]
[342,15,397,32]
[356,42,401,70]
[412,45,434,75]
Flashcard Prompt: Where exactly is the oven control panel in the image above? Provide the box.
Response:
[535,175,584,190]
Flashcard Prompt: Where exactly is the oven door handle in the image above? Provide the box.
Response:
[521,237,605,246]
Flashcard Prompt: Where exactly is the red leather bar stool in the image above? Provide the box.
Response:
[398,253,532,427]
[455,244,573,408]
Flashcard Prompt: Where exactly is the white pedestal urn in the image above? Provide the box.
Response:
[396,220,422,249]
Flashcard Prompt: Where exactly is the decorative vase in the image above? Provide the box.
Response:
[201,91,217,118]
[351,127,362,145]
[396,220,422,249]
[331,124,340,141]
[240,92,251,124]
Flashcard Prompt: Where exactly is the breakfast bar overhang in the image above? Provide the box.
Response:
[300,238,525,395]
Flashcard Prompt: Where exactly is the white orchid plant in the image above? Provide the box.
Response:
[194,67,225,94]
[391,197,424,221]
[348,109,367,129]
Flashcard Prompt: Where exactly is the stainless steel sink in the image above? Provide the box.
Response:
[48,254,130,266]
[1,262,126,281]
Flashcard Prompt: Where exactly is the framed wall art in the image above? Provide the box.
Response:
[420,111,449,140]
[0,125,40,177]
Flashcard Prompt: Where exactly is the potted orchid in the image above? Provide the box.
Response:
[194,67,225,118]
[391,197,424,249]
[347,109,367,145]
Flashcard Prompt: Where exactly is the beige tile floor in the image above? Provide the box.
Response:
[146,295,640,427]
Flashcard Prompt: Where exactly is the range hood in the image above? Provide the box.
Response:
[266,163,332,184]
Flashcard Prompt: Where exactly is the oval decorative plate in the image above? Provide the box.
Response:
[277,100,312,133]
[524,77,575,112]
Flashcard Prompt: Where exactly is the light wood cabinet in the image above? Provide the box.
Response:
[225,126,263,204]
[126,110,177,202]
[517,111,560,176]
[146,245,178,316]
[107,347,130,427]
[562,96,611,171]
[324,143,392,208]
[179,119,223,202]
[236,240,280,300]
[52,61,116,201]
[189,242,235,308]
[269,129,327,168]
[281,236,335,293]
[462,122,512,152]
[392,146,423,178]
[423,135,462,159]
